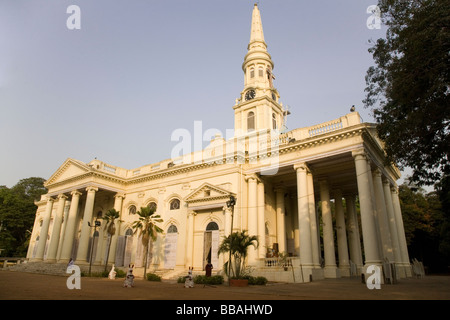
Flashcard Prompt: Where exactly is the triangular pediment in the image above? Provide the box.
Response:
[184,183,234,204]
[45,158,92,187]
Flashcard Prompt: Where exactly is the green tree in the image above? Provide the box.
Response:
[102,208,122,272]
[364,0,450,186]
[0,178,47,256]
[131,206,163,278]
[218,230,258,279]
[399,182,450,272]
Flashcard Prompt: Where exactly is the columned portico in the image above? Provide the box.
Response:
[76,186,98,264]
[33,197,54,261]
[59,190,82,263]
[274,187,286,253]
[352,149,382,269]
[106,193,125,264]
[345,195,363,273]
[46,194,67,262]
[246,175,258,265]
[294,163,314,279]
[391,186,412,277]
[334,189,350,276]
[319,179,338,278]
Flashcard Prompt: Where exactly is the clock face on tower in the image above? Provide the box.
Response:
[245,89,256,101]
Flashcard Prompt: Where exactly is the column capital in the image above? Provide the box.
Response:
[245,174,259,182]
[372,167,382,177]
[188,210,197,217]
[71,190,82,197]
[86,186,99,193]
[114,193,126,199]
[46,196,55,203]
[57,194,68,201]
[351,148,367,160]
[293,162,308,172]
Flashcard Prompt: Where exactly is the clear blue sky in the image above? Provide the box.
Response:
[1,0,393,188]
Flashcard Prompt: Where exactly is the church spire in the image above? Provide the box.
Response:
[249,3,265,46]
[233,4,283,134]
[242,3,274,86]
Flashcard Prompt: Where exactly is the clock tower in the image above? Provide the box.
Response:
[233,4,285,135]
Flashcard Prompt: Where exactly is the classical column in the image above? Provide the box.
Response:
[257,180,266,259]
[224,205,232,237]
[307,172,320,268]
[391,186,412,277]
[59,191,82,263]
[294,163,314,279]
[77,186,98,263]
[372,168,394,262]
[46,194,67,262]
[383,180,402,271]
[319,179,338,278]
[334,189,350,276]
[34,197,54,261]
[345,195,363,273]
[275,187,286,253]
[352,150,382,268]
[247,176,258,265]
[185,211,196,267]
[107,193,125,264]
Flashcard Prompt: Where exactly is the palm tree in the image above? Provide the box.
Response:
[218,230,258,279]
[131,206,164,279]
[102,208,122,272]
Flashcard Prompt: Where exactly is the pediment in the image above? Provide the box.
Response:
[45,158,92,187]
[184,183,235,204]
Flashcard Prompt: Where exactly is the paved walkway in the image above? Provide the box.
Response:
[1,270,449,300]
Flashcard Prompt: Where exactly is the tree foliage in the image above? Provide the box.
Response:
[399,181,450,272]
[131,206,163,278]
[0,178,47,256]
[364,0,450,186]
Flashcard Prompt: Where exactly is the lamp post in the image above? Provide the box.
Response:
[226,195,236,286]
[87,219,101,276]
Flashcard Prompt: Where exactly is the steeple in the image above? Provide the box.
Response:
[249,3,265,46]
[242,3,274,89]
[233,4,283,134]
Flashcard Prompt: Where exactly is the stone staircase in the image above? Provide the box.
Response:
[2,261,105,276]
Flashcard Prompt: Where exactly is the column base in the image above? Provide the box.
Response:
[45,259,57,263]
[324,266,340,278]
[339,265,351,277]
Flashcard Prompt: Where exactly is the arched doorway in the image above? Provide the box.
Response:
[203,222,219,270]
[115,228,133,267]
[164,224,178,269]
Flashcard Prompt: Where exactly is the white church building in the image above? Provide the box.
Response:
[27,4,411,282]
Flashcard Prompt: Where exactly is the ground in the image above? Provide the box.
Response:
[1,270,449,300]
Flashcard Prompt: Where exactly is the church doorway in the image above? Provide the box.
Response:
[203,222,219,270]
[164,225,178,269]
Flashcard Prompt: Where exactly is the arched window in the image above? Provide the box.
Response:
[272,113,277,129]
[147,202,157,211]
[129,205,136,215]
[250,68,255,78]
[206,222,219,231]
[168,225,178,233]
[125,228,133,236]
[247,111,255,131]
[258,67,264,77]
[170,199,180,210]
